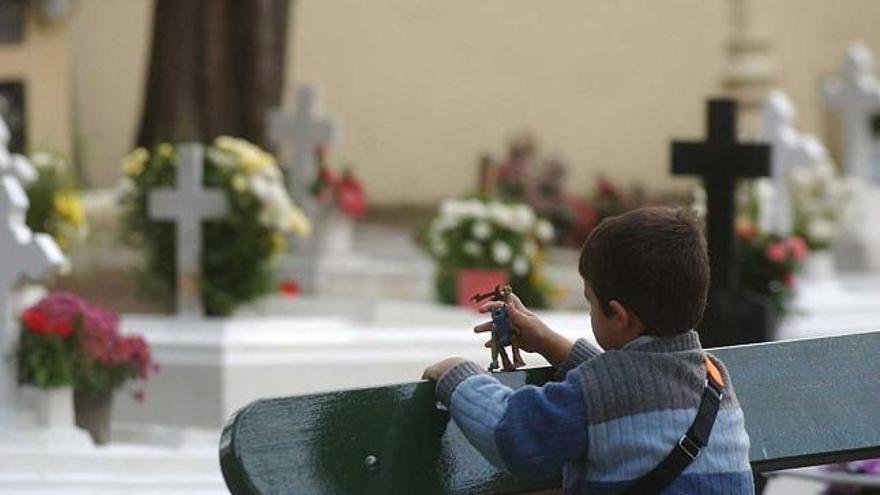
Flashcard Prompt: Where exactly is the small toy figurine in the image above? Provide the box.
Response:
[471,285,526,371]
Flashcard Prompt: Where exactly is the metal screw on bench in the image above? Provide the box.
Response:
[364,454,379,473]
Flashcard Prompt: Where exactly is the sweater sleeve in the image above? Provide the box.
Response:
[554,338,602,379]
[442,367,588,480]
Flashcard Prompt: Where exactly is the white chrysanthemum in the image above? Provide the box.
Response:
[440,198,466,220]
[808,218,835,243]
[488,202,514,229]
[535,219,555,243]
[512,256,530,276]
[492,240,513,264]
[463,241,483,258]
[472,221,491,240]
[511,204,536,233]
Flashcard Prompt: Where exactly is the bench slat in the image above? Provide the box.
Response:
[220,331,880,494]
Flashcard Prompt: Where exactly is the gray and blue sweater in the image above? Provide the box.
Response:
[436,331,754,494]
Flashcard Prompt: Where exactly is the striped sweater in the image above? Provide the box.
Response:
[435,331,753,494]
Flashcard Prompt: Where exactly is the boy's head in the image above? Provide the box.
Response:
[579,207,709,349]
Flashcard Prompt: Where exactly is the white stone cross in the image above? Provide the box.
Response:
[823,43,880,182]
[0,174,66,413]
[148,143,227,317]
[269,86,341,219]
[757,91,827,236]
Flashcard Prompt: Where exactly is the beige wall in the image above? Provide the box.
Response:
[69,1,880,204]
[0,5,73,157]
[71,0,153,186]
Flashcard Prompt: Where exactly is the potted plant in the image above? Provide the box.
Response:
[424,197,556,309]
[17,292,156,444]
[735,221,808,318]
[16,293,79,427]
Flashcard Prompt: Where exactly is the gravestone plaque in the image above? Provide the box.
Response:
[0,81,26,154]
[672,98,773,347]
[0,0,25,44]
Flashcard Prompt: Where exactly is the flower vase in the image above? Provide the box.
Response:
[314,209,354,256]
[74,389,114,445]
[456,269,509,310]
[19,385,75,428]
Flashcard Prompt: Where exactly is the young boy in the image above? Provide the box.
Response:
[423,207,753,494]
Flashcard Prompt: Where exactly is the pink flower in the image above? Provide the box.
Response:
[765,242,787,263]
[784,272,796,288]
[785,236,808,262]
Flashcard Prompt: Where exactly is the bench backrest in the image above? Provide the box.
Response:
[220,331,880,494]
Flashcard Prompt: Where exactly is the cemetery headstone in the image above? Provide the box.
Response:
[757,90,826,236]
[0,173,66,415]
[823,43,880,183]
[823,43,880,271]
[147,142,227,317]
[672,98,773,347]
[269,85,341,220]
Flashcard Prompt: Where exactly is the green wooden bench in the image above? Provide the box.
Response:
[220,331,880,494]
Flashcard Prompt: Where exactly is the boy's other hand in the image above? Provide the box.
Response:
[474,293,552,354]
[422,357,467,381]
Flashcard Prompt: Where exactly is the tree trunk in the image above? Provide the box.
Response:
[136,0,291,148]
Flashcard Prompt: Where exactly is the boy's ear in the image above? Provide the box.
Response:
[608,300,630,328]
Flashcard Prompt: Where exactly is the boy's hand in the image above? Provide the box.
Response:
[422,357,467,381]
[474,293,574,367]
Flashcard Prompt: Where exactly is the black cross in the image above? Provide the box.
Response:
[672,99,771,293]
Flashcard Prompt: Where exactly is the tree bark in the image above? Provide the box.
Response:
[136,0,291,148]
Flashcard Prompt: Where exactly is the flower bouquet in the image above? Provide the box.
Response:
[735,221,807,316]
[425,197,556,308]
[25,151,88,251]
[789,158,848,252]
[18,292,156,444]
[312,144,367,219]
[119,138,311,316]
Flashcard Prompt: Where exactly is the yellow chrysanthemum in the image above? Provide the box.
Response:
[231,174,249,193]
[285,207,312,238]
[214,136,276,175]
[269,231,287,255]
[53,193,86,228]
[157,143,174,159]
[121,147,149,177]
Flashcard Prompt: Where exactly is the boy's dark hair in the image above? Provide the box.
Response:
[578,207,709,336]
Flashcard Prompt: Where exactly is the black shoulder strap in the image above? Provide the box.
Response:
[620,356,725,495]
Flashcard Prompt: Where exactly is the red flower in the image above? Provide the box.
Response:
[765,242,787,263]
[22,308,49,335]
[133,389,146,403]
[736,223,758,242]
[335,174,366,218]
[47,318,74,338]
[785,236,808,262]
[280,280,300,298]
[783,272,796,288]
